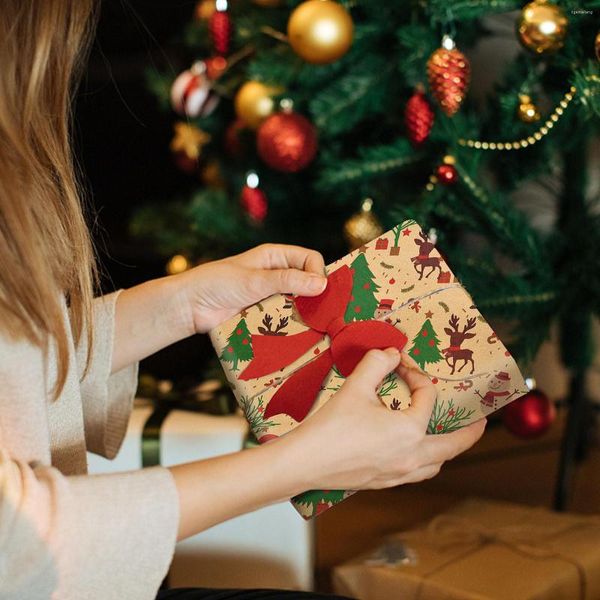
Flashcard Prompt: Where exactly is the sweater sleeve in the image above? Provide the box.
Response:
[77,291,139,459]
[0,449,179,600]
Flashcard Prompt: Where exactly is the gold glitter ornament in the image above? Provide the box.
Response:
[343,198,383,250]
[517,0,568,54]
[517,94,541,122]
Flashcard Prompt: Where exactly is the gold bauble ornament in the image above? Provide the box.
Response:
[234,81,282,129]
[166,254,190,275]
[343,198,383,250]
[194,0,216,21]
[517,94,541,122]
[287,0,354,65]
[595,31,600,62]
[517,0,568,54]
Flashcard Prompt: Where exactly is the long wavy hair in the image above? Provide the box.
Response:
[0,1,99,396]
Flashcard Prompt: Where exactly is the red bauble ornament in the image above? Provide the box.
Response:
[241,182,268,223]
[427,36,470,117]
[405,87,434,146]
[171,65,219,118]
[502,389,556,439]
[209,8,232,55]
[436,163,458,185]
[257,112,318,173]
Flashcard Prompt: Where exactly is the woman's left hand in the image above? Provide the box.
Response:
[176,244,327,334]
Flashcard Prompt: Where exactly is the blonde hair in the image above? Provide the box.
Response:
[0,1,99,396]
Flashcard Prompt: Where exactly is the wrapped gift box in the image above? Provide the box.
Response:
[87,400,314,591]
[333,497,600,600]
[210,222,528,518]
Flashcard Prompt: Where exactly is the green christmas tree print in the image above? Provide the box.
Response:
[344,253,380,322]
[409,319,443,369]
[220,318,253,371]
[293,489,346,516]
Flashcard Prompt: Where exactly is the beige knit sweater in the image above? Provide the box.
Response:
[0,291,179,600]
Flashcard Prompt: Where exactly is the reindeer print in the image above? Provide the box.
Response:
[443,314,476,374]
[411,231,442,280]
[257,314,289,336]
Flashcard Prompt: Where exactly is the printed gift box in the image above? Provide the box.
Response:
[209,221,528,518]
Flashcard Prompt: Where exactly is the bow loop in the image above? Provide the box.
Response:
[239,264,408,423]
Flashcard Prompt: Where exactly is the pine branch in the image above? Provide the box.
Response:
[317,139,423,191]
[427,0,520,21]
[309,55,393,137]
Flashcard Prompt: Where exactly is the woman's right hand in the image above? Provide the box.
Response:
[170,348,485,541]
[283,349,486,492]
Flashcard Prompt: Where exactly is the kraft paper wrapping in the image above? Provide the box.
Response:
[333,498,600,600]
[209,222,528,518]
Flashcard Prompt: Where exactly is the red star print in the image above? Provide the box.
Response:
[425,310,433,319]
[402,229,412,236]
[240,309,248,318]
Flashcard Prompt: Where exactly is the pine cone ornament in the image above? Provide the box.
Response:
[404,87,434,145]
[209,8,232,55]
[427,36,470,117]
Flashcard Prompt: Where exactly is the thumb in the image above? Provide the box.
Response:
[346,348,401,394]
[258,268,327,297]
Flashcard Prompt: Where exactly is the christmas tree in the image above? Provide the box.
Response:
[409,319,443,370]
[220,318,253,371]
[136,0,600,507]
[344,253,379,321]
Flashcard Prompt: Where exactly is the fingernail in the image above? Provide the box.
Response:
[385,347,400,357]
[308,274,327,292]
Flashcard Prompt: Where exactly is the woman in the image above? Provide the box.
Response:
[0,2,486,599]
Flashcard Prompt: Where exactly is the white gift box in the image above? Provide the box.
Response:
[87,400,314,590]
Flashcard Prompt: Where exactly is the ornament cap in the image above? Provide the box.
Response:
[361,198,374,212]
[246,171,260,189]
[525,377,537,390]
[279,98,295,113]
[441,34,456,50]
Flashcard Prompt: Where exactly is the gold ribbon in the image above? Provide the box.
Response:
[410,514,595,600]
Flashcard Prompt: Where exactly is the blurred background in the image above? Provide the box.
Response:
[75,0,208,379]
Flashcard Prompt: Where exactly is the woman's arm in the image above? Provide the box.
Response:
[111,244,327,372]
[170,350,485,540]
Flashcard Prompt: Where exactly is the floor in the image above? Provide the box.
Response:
[315,408,600,591]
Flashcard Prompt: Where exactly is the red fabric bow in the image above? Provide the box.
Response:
[239,265,408,422]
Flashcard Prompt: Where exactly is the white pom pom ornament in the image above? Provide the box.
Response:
[170,62,220,118]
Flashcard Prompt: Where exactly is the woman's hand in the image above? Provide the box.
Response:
[112,243,326,372]
[281,350,486,492]
[175,244,328,334]
[170,350,485,540]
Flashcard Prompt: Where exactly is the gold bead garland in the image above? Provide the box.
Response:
[458,85,576,151]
